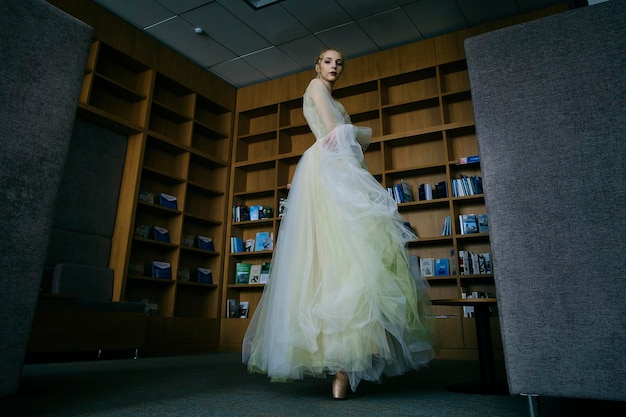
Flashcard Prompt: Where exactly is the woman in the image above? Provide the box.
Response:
[242,47,435,399]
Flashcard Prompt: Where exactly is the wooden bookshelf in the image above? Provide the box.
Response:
[52,0,565,358]
[220,7,565,358]
[49,0,235,355]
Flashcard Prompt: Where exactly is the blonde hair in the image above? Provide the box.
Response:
[315,47,344,67]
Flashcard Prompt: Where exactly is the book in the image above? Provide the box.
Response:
[196,235,214,251]
[435,258,450,276]
[197,267,213,284]
[249,264,262,284]
[393,183,404,203]
[230,236,244,253]
[477,213,489,233]
[259,206,273,219]
[418,183,433,201]
[152,226,170,243]
[470,252,480,275]
[434,181,448,199]
[245,238,255,252]
[459,214,478,234]
[249,205,259,221]
[226,298,239,318]
[458,155,480,164]
[259,262,271,284]
[419,258,435,277]
[158,192,178,210]
[441,216,451,236]
[400,179,413,202]
[479,253,492,274]
[235,262,251,284]
[238,301,249,318]
[459,250,471,275]
[254,231,273,251]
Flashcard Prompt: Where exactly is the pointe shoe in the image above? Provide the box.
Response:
[332,371,349,400]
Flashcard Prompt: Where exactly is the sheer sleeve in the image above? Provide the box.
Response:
[303,78,348,139]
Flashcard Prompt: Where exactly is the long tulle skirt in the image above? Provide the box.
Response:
[242,125,435,391]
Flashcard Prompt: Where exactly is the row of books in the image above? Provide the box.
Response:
[440,214,488,236]
[418,181,449,201]
[460,289,497,317]
[178,267,213,284]
[128,260,213,283]
[235,262,271,284]
[459,213,489,234]
[233,204,273,222]
[387,180,449,203]
[134,225,216,252]
[230,232,274,253]
[418,257,452,277]
[459,250,492,275]
[387,179,413,203]
[226,299,249,318]
[452,175,483,197]
[138,190,179,210]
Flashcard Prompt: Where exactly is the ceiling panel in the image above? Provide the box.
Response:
[209,58,267,87]
[181,2,271,55]
[242,47,302,80]
[315,22,380,59]
[457,0,520,26]
[92,0,586,88]
[277,35,328,68]
[281,0,352,32]
[218,0,309,44]
[357,7,423,49]
[335,0,401,20]
[155,0,215,15]
[145,16,235,67]
[403,0,469,38]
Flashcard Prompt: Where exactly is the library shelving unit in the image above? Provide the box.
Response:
[77,39,234,355]
[220,6,565,356]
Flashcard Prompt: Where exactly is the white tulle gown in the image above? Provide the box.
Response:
[242,78,435,391]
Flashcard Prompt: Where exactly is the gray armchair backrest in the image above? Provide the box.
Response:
[465,1,626,401]
[0,0,92,397]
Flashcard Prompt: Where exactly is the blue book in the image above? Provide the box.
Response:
[254,232,273,251]
[436,258,450,276]
[230,236,244,252]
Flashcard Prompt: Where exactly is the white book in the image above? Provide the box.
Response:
[419,257,435,277]
[249,264,262,284]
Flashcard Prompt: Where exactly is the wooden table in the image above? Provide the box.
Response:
[431,298,507,395]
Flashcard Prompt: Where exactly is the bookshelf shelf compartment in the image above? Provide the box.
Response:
[238,105,278,136]
[439,60,470,95]
[382,98,442,135]
[153,73,194,119]
[335,81,379,115]
[235,131,277,163]
[441,91,474,125]
[278,126,314,156]
[383,132,446,171]
[380,68,438,106]
[279,98,306,128]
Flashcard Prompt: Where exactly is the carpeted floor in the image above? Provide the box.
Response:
[0,353,623,417]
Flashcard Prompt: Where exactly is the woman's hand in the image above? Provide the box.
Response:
[322,129,338,150]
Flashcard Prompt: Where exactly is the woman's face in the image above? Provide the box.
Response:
[316,50,343,83]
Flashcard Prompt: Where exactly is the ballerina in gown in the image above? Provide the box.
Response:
[242,47,435,399]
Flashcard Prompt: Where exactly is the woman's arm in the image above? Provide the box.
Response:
[307,78,342,134]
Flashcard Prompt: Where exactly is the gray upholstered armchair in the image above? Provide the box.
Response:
[464,1,626,415]
[0,0,92,397]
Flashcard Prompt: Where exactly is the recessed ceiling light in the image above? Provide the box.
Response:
[244,0,283,10]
